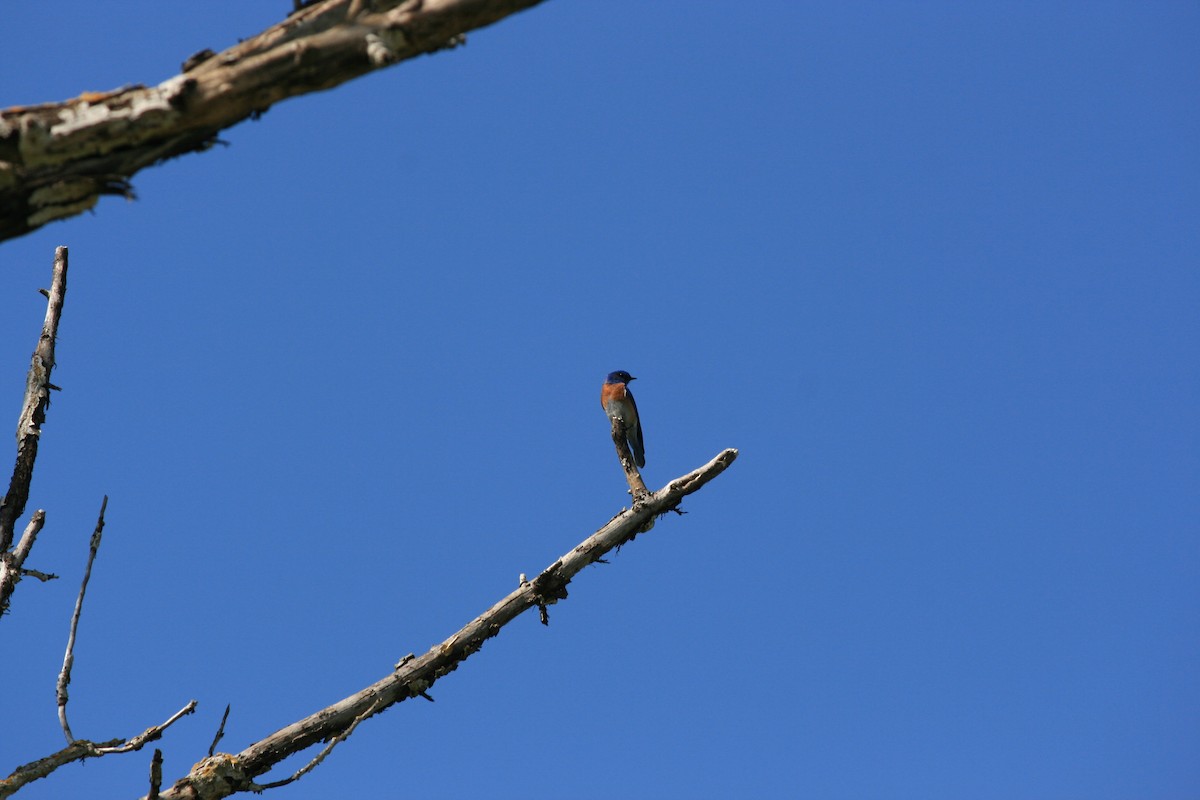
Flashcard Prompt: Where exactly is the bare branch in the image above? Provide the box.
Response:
[0,246,67,548]
[0,741,116,799]
[609,416,651,503]
[0,510,49,617]
[152,449,737,799]
[149,750,164,800]
[15,566,57,582]
[0,290,197,795]
[0,246,68,617]
[0,701,196,799]
[94,701,199,755]
[207,706,231,758]
[0,0,551,243]
[9,509,46,566]
[56,496,108,742]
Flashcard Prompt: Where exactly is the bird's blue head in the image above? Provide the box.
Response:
[605,370,636,384]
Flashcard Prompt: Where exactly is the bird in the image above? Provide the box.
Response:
[601,370,645,467]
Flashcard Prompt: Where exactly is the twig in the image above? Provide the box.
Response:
[16,567,57,582]
[57,496,108,744]
[9,510,46,567]
[0,510,51,617]
[148,749,164,800]
[208,705,231,757]
[252,697,385,791]
[94,700,198,754]
[154,448,738,800]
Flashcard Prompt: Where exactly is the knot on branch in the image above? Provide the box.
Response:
[179,753,250,796]
[529,565,570,626]
[529,568,569,606]
[365,29,409,65]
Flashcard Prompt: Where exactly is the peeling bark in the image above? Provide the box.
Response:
[0,0,549,243]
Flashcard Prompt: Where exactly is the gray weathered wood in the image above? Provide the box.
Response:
[0,246,68,618]
[0,0,549,243]
[153,447,739,800]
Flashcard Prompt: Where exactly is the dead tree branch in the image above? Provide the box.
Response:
[0,0,550,243]
[0,287,198,795]
[152,448,738,800]
[0,510,52,612]
[0,246,68,616]
[149,750,164,800]
[207,706,231,759]
[0,701,198,799]
[0,490,198,798]
[56,496,108,743]
[609,416,651,503]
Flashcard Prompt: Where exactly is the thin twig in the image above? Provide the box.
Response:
[208,705,231,757]
[253,697,385,791]
[57,495,108,744]
[16,566,57,582]
[94,700,198,754]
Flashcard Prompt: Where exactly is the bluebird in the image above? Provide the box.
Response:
[601,370,645,467]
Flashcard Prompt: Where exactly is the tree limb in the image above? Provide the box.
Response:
[0,0,550,243]
[610,416,651,503]
[0,701,197,799]
[0,511,51,619]
[152,448,739,800]
[0,246,68,617]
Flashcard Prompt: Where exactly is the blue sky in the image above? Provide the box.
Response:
[2,2,1197,798]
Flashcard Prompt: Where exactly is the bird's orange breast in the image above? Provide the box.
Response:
[600,382,627,407]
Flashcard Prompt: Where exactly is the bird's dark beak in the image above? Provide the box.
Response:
[629,375,637,381]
